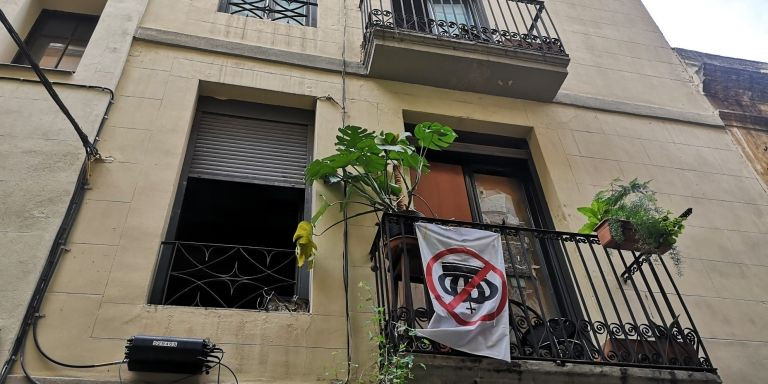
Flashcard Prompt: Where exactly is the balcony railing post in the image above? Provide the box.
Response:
[657,256,713,368]
[502,231,542,357]
[599,245,647,364]
[616,250,673,365]
[557,237,606,361]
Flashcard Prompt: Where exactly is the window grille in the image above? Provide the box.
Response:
[219,0,318,27]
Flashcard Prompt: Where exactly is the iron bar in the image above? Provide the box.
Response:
[372,213,715,372]
[361,0,566,54]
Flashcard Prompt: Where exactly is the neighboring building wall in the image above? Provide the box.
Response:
[6,1,768,384]
[0,0,147,368]
[676,48,768,186]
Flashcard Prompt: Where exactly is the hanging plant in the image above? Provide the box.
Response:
[577,179,689,275]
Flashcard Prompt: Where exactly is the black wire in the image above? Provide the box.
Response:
[118,359,125,384]
[218,362,239,384]
[0,8,99,159]
[19,352,41,384]
[31,317,124,369]
[342,184,352,383]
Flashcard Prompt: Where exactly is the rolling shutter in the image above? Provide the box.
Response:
[188,112,309,188]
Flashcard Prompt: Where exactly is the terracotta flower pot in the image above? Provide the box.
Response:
[595,219,671,255]
[382,211,425,283]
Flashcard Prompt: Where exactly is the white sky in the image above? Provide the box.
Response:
[641,0,768,62]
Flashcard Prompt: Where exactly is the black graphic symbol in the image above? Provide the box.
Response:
[438,262,499,313]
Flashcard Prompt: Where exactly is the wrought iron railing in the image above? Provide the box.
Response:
[360,0,566,55]
[155,241,307,312]
[220,0,317,27]
[370,213,715,372]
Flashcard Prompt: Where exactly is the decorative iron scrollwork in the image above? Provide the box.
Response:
[372,213,714,371]
[223,0,317,27]
[160,241,305,312]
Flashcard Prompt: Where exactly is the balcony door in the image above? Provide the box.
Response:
[414,159,560,321]
[393,0,486,34]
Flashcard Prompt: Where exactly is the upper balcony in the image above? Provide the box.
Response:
[359,0,570,101]
[370,213,719,383]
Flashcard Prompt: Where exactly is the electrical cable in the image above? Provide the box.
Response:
[0,9,116,383]
[218,362,239,384]
[31,317,124,369]
[19,353,41,384]
[339,4,352,383]
[0,8,100,159]
[117,360,124,384]
[0,76,115,100]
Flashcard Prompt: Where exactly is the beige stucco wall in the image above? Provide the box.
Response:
[0,0,147,368]
[6,0,768,384]
[548,0,716,116]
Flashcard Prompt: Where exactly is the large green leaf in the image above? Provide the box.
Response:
[305,159,338,182]
[336,125,375,151]
[577,206,597,221]
[578,220,599,234]
[414,122,457,150]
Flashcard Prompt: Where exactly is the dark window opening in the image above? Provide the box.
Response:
[149,99,313,311]
[174,177,304,250]
[13,10,98,71]
[162,178,304,307]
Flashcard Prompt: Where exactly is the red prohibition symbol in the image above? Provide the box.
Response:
[424,247,508,326]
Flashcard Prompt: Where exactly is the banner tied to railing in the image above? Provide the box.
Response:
[415,223,511,362]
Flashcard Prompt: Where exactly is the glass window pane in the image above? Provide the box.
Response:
[39,42,67,68]
[431,0,471,25]
[473,173,531,226]
[271,0,308,26]
[12,11,98,70]
[473,173,558,317]
[228,0,268,18]
[25,37,69,68]
[58,41,87,71]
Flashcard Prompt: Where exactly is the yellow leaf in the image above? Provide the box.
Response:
[293,221,317,269]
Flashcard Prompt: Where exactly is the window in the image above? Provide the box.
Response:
[219,0,318,27]
[12,10,98,71]
[393,0,487,37]
[149,98,313,311]
[410,130,574,320]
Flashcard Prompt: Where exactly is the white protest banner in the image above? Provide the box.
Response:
[414,223,511,362]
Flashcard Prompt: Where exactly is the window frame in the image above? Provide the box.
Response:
[409,128,584,320]
[12,9,99,71]
[218,0,318,27]
[148,97,315,307]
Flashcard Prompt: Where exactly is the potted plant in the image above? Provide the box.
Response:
[577,179,688,273]
[292,122,457,268]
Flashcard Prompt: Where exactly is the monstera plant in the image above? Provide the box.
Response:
[292,123,457,269]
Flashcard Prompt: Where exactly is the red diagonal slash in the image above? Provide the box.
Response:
[446,264,494,311]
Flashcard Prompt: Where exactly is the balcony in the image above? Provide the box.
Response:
[370,214,718,382]
[359,0,570,101]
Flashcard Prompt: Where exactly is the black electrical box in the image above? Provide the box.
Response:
[125,335,216,374]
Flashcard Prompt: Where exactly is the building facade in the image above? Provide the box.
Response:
[1,0,767,383]
[676,48,768,188]
[0,0,146,376]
